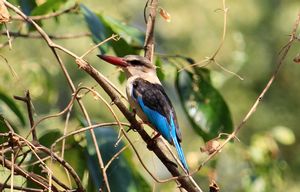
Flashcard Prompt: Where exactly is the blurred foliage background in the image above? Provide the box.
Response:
[0,0,300,191]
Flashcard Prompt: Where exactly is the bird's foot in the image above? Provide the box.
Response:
[126,125,135,132]
[152,132,161,140]
[132,108,137,116]
[126,109,139,132]
[147,133,161,150]
[127,120,148,133]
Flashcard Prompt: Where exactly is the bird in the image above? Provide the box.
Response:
[98,54,189,173]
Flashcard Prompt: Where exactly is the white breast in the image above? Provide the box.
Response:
[126,76,149,122]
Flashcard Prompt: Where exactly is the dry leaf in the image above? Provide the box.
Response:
[200,139,221,155]
[293,53,300,64]
[209,180,220,192]
[159,8,171,22]
[0,0,10,23]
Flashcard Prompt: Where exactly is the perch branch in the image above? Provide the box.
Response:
[4,1,201,191]
[5,2,111,191]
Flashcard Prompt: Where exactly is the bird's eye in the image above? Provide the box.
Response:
[130,60,143,66]
[133,81,138,88]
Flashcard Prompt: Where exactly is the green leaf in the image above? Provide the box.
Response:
[0,115,9,132]
[0,115,18,134]
[19,0,40,31]
[39,129,62,148]
[86,127,150,192]
[80,4,109,54]
[80,5,144,56]
[0,115,9,144]
[31,0,67,16]
[99,15,144,47]
[99,14,144,56]
[64,144,86,179]
[0,91,25,126]
[155,57,165,80]
[272,126,295,145]
[176,69,233,141]
[38,129,86,182]
[118,71,126,84]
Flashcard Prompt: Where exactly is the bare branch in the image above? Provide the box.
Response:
[52,122,130,148]
[80,34,119,59]
[0,154,57,191]
[14,90,37,141]
[1,31,91,39]
[144,0,158,62]
[4,1,201,191]
[11,3,79,21]
[5,2,111,191]
[0,183,45,192]
[193,10,300,175]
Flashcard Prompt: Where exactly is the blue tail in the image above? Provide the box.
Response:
[136,96,189,173]
[171,131,189,173]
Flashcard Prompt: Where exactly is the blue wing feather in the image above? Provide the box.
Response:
[137,96,189,172]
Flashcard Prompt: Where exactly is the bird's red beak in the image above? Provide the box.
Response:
[97,55,129,67]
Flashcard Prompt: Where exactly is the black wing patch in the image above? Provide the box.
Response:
[132,78,182,142]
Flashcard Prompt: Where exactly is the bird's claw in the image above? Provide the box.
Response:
[132,108,137,117]
[147,138,157,150]
[146,133,161,150]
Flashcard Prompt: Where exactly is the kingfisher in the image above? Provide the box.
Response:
[98,54,189,173]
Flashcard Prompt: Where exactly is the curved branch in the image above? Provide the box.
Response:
[194,10,300,175]
[4,1,201,191]
[11,3,79,21]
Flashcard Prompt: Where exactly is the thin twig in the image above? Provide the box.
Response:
[4,23,12,49]
[21,152,58,168]
[40,166,71,191]
[0,54,19,79]
[61,104,73,187]
[193,10,300,175]
[178,0,242,81]
[80,34,119,59]
[0,183,44,192]
[52,122,130,148]
[82,87,126,191]
[211,0,228,59]
[24,87,84,139]
[0,154,55,190]
[3,132,82,192]
[1,31,91,39]
[10,153,14,192]
[104,145,128,170]
[14,90,37,141]
[38,145,84,191]
[11,3,79,21]
[4,1,201,191]
[5,8,109,190]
